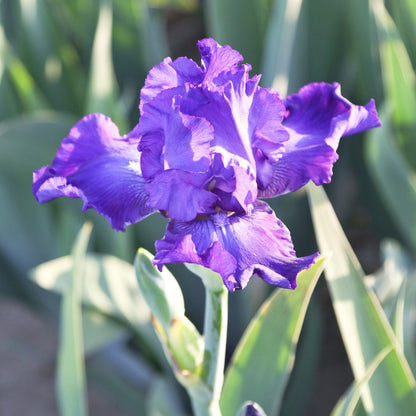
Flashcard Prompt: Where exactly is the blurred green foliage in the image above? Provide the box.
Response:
[2,0,416,414]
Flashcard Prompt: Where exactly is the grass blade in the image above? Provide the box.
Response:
[308,184,416,415]
[86,0,127,132]
[365,109,416,255]
[372,0,416,128]
[331,347,393,416]
[220,256,328,416]
[56,223,92,416]
[261,0,303,93]
[203,0,270,73]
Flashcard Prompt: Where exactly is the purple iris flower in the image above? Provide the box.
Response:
[32,38,380,291]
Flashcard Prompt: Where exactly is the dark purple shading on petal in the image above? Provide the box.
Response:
[146,170,218,222]
[241,402,267,416]
[163,105,213,172]
[249,87,289,190]
[138,87,213,179]
[153,200,318,291]
[258,82,381,198]
[32,113,154,231]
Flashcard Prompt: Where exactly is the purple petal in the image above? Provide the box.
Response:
[258,82,381,197]
[32,113,154,231]
[188,73,260,212]
[139,57,203,113]
[241,402,267,416]
[140,94,213,177]
[147,170,218,221]
[249,87,289,190]
[153,201,318,291]
[197,38,244,85]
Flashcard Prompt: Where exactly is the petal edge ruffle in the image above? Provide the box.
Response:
[32,113,154,231]
[258,82,381,197]
[153,201,318,291]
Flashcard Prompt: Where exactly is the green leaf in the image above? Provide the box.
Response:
[167,317,204,375]
[135,248,184,335]
[56,222,92,416]
[1,36,49,111]
[278,297,323,415]
[365,108,416,255]
[220,256,328,416]
[133,0,170,70]
[372,0,416,128]
[203,0,270,73]
[148,0,198,12]
[81,309,128,355]
[389,0,416,69]
[0,115,77,274]
[146,377,187,416]
[331,346,393,416]
[135,249,204,376]
[261,0,303,93]
[30,253,154,345]
[308,184,416,415]
[86,0,128,132]
[369,240,416,376]
[346,0,381,100]
[185,263,225,292]
[0,113,76,173]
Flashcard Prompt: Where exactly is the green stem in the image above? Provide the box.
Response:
[191,283,228,416]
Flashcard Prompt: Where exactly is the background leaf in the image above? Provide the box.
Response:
[203,0,269,73]
[86,0,128,132]
[220,256,328,416]
[365,108,416,255]
[261,0,303,93]
[30,253,160,355]
[56,222,92,416]
[308,184,416,415]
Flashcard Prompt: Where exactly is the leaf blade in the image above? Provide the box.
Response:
[220,256,328,416]
[308,184,416,415]
[56,223,92,416]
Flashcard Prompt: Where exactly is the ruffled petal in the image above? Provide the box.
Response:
[249,87,289,190]
[32,113,154,231]
[197,38,244,85]
[139,57,203,113]
[147,170,218,221]
[258,82,381,197]
[249,87,288,160]
[189,73,260,212]
[153,200,318,291]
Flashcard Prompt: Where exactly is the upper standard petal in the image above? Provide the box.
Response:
[197,38,244,85]
[140,57,203,113]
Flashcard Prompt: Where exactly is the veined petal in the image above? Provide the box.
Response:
[139,57,203,113]
[147,169,218,221]
[259,82,381,197]
[153,201,318,291]
[198,38,244,85]
[249,87,289,190]
[249,87,288,160]
[138,87,213,178]
[32,113,154,231]
[163,103,213,172]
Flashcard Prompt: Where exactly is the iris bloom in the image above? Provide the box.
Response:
[33,38,380,291]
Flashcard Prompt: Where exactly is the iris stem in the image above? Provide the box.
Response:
[191,281,228,416]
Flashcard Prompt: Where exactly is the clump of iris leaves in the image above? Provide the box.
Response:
[2,0,416,415]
